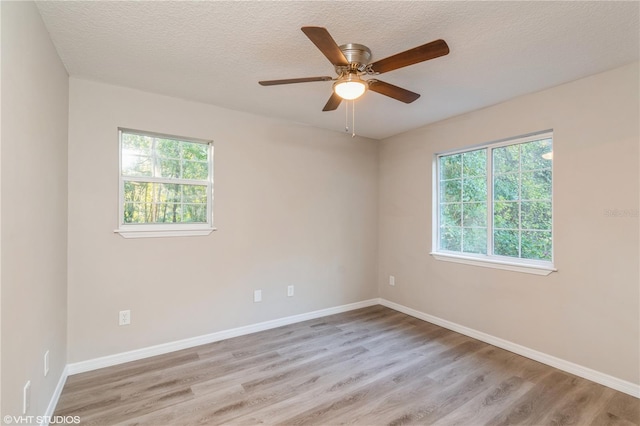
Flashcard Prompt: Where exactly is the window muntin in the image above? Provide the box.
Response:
[118,129,213,233]
[436,133,553,268]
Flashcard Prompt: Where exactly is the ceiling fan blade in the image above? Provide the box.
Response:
[322,92,342,111]
[368,80,420,103]
[369,39,449,74]
[301,26,349,66]
[259,76,333,86]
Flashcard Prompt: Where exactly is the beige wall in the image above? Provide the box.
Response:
[378,62,640,384]
[1,1,69,417]
[67,78,379,363]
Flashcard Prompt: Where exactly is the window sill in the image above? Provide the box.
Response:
[115,227,216,239]
[430,252,556,276]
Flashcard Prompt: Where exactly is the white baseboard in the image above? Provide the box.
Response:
[41,365,69,426]
[66,298,379,376]
[379,298,640,398]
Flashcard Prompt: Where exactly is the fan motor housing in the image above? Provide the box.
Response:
[338,43,371,72]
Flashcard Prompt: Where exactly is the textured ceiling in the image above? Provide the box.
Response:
[36,1,639,140]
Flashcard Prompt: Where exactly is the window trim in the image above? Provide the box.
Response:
[115,128,216,239]
[432,131,556,275]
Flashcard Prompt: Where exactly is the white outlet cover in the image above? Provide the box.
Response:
[389,275,395,286]
[287,285,294,297]
[119,310,131,325]
[254,290,262,303]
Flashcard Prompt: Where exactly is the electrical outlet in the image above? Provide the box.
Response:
[254,290,262,303]
[23,380,31,414]
[389,275,395,286]
[44,350,50,376]
[119,310,131,326]
[287,285,294,297]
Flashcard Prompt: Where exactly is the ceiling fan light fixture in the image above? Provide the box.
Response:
[259,27,450,112]
[333,74,367,100]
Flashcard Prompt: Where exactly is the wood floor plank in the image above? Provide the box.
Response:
[487,370,583,425]
[536,379,611,425]
[53,306,639,426]
[431,376,534,426]
[590,412,638,426]
[607,391,640,424]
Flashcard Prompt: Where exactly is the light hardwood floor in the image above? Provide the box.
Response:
[55,306,639,425]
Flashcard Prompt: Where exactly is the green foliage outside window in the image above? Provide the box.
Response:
[438,136,552,262]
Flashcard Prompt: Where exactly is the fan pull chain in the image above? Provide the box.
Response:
[345,100,349,133]
[352,100,356,138]
[344,101,357,137]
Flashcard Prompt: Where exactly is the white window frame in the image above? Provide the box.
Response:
[115,128,216,239]
[431,131,556,275]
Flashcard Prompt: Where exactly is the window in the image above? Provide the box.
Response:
[433,132,554,275]
[116,129,215,238]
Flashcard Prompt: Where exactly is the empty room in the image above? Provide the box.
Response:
[1,1,639,425]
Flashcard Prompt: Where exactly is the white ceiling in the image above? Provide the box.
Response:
[36,1,639,140]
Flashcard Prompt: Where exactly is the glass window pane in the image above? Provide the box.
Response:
[493,144,520,174]
[154,203,182,223]
[440,179,461,203]
[493,201,519,229]
[182,143,208,161]
[156,138,181,159]
[462,149,486,177]
[157,183,181,203]
[122,133,152,156]
[183,185,207,203]
[125,183,183,205]
[182,161,208,180]
[441,203,462,227]
[463,227,487,254]
[494,174,519,201]
[494,229,519,257]
[440,154,462,180]
[463,202,487,227]
[157,158,181,178]
[521,201,552,230]
[122,155,152,177]
[123,203,135,223]
[521,170,551,201]
[440,227,461,252]
[183,204,207,223]
[124,181,153,202]
[463,177,487,202]
[521,138,552,171]
[521,231,552,261]
[123,202,152,224]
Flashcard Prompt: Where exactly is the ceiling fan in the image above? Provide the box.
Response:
[259,26,450,111]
